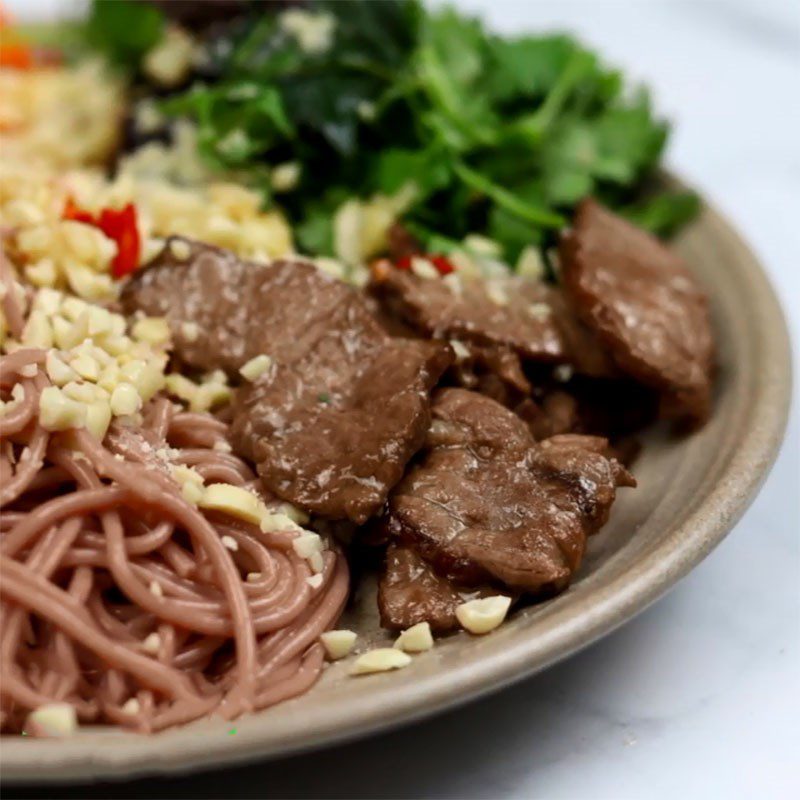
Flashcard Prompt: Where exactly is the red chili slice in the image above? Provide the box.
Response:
[99,205,141,279]
[62,198,141,279]
[395,254,455,276]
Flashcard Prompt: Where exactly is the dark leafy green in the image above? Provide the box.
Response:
[86,0,164,67]
[85,0,698,261]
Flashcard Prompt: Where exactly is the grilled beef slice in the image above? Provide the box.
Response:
[122,237,453,522]
[378,542,497,632]
[382,389,634,595]
[369,260,614,399]
[559,199,714,424]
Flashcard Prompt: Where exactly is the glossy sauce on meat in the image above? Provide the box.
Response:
[122,237,453,522]
[559,199,714,423]
[382,389,634,596]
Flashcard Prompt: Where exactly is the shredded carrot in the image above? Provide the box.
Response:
[0,3,61,69]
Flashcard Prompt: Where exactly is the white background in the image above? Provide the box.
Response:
[8,1,800,798]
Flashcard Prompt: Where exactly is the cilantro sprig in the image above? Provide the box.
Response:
[86,0,698,262]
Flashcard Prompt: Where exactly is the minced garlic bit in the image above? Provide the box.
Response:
[180,321,200,342]
[279,9,336,55]
[239,354,272,381]
[271,161,301,193]
[84,398,112,440]
[132,316,171,345]
[199,483,266,525]
[171,465,205,505]
[39,386,87,432]
[516,246,546,280]
[149,581,164,598]
[142,25,195,88]
[110,383,142,416]
[17,288,169,439]
[168,238,192,261]
[221,535,239,552]
[528,303,551,320]
[486,282,509,307]
[350,648,412,676]
[320,630,357,661]
[553,363,574,383]
[442,272,463,295]
[410,257,439,280]
[24,703,77,738]
[141,632,161,655]
[394,622,434,653]
[246,572,261,583]
[165,370,231,414]
[455,595,512,635]
[449,339,471,361]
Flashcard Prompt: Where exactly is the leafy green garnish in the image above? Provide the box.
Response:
[84,0,698,260]
[624,191,702,236]
[86,0,165,68]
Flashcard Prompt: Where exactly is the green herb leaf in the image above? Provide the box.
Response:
[87,0,164,67]
[624,191,701,237]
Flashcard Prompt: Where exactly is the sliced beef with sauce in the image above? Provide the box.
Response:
[382,388,634,596]
[378,543,496,632]
[559,199,714,424]
[515,374,658,462]
[122,237,453,522]
[369,261,614,401]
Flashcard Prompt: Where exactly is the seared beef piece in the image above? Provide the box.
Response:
[384,389,634,594]
[370,262,564,361]
[386,223,423,261]
[378,543,496,632]
[369,261,614,400]
[515,391,579,440]
[122,237,359,374]
[450,342,532,405]
[232,334,452,523]
[516,373,659,441]
[122,237,453,522]
[560,199,714,424]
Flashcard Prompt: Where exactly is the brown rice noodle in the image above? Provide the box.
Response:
[0,340,349,734]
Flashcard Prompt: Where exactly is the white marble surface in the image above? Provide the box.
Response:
[8,1,799,798]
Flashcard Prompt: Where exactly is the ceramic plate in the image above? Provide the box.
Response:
[1,178,792,783]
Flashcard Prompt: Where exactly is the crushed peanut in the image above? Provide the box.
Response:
[455,595,512,634]
[306,573,324,589]
[350,648,412,676]
[141,632,161,655]
[199,483,266,525]
[319,630,357,661]
[120,698,141,716]
[239,354,272,381]
[394,622,434,653]
[24,703,77,738]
